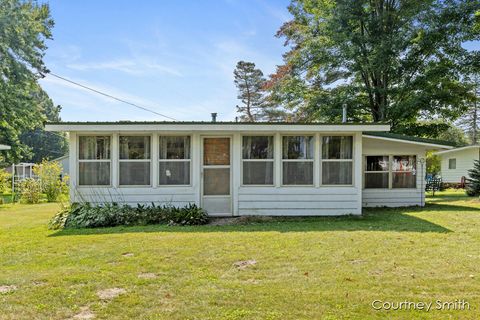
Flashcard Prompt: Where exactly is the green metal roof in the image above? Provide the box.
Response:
[364,132,458,147]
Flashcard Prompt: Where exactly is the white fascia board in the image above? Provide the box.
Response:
[363,135,454,149]
[434,145,479,155]
[45,123,390,133]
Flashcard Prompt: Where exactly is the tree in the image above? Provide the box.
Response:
[20,93,68,162]
[268,0,479,134]
[457,75,480,144]
[234,61,272,122]
[0,0,54,163]
[466,160,480,196]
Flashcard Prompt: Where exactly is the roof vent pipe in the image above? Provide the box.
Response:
[211,113,217,123]
[342,104,347,123]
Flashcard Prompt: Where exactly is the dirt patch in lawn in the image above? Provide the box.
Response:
[97,288,127,300]
[233,259,257,270]
[122,252,134,257]
[0,285,17,294]
[209,216,275,226]
[72,306,95,319]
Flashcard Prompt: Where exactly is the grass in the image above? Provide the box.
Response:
[0,190,479,319]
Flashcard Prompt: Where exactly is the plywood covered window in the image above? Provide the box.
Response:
[119,136,151,186]
[78,136,111,186]
[159,136,191,185]
[242,136,274,185]
[282,136,314,185]
[321,136,353,185]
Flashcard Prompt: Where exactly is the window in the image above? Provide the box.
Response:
[392,155,416,188]
[364,156,389,188]
[282,136,314,185]
[322,136,353,185]
[242,136,274,185]
[78,136,111,186]
[159,136,190,185]
[449,158,456,169]
[119,136,151,186]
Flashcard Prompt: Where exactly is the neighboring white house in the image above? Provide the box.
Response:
[0,144,11,151]
[45,121,454,216]
[436,146,480,183]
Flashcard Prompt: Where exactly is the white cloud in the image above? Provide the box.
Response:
[67,58,182,77]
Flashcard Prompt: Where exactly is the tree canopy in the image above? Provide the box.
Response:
[265,0,480,136]
[0,0,60,164]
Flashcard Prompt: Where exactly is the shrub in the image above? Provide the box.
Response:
[34,160,68,202]
[50,202,208,229]
[466,160,480,196]
[18,178,42,204]
[0,169,11,194]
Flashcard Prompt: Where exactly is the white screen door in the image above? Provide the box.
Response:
[202,137,232,215]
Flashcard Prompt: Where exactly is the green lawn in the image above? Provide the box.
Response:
[1,190,479,319]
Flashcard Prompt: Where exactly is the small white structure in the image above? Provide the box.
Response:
[436,146,480,183]
[0,144,11,151]
[6,163,36,180]
[46,121,453,216]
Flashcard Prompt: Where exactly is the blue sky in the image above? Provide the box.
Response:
[40,1,479,122]
[39,0,291,122]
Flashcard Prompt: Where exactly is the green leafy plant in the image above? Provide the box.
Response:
[18,178,42,204]
[33,160,68,202]
[466,160,480,196]
[50,202,208,229]
[0,169,12,194]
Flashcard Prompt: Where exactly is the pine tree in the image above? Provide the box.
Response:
[234,61,268,122]
[466,160,480,196]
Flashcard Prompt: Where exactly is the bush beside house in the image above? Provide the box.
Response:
[50,203,209,229]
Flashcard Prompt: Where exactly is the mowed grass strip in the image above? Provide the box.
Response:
[0,190,479,319]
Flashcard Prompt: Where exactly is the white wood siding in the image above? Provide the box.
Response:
[439,148,479,183]
[362,137,428,207]
[67,130,436,214]
[238,187,359,215]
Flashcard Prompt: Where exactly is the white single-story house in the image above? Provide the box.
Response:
[46,121,454,216]
[436,145,480,183]
[0,144,11,151]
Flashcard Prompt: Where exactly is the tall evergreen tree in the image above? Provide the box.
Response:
[0,0,54,164]
[267,0,480,135]
[466,160,480,196]
[233,61,287,122]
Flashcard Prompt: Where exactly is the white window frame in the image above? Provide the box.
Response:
[362,154,418,189]
[281,135,314,186]
[448,158,456,170]
[118,134,152,187]
[391,155,417,189]
[241,134,275,186]
[320,135,354,186]
[363,155,390,189]
[77,134,112,187]
[158,135,192,187]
